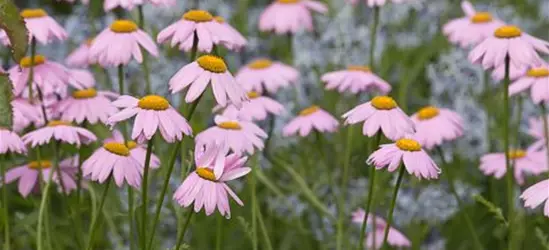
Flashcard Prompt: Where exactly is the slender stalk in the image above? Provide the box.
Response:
[118,65,125,95]
[85,179,112,250]
[175,211,194,250]
[36,159,58,250]
[540,104,549,172]
[358,132,382,250]
[256,200,273,250]
[369,6,380,70]
[251,154,258,250]
[483,71,492,152]
[216,216,223,250]
[436,147,483,250]
[336,126,354,250]
[1,156,10,250]
[27,38,37,103]
[128,187,135,250]
[502,56,514,246]
[140,138,155,249]
[381,165,406,249]
[137,6,152,94]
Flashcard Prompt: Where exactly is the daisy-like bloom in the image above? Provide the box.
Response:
[196,115,267,155]
[65,38,95,67]
[147,0,176,7]
[259,0,328,34]
[104,0,143,11]
[55,88,118,125]
[22,120,97,148]
[82,142,142,187]
[351,209,411,249]
[527,116,549,150]
[342,96,415,141]
[367,138,440,179]
[520,179,549,217]
[105,130,161,169]
[509,65,549,104]
[173,141,251,218]
[469,25,549,69]
[235,59,300,94]
[90,20,158,67]
[9,55,69,97]
[3,159,78,197]
[217,92,285,121]
[283,105,339,137]
[107,95,192,143]
[157,10,244,53]
[213,16,247,50]
[20,9,67,44]
[12,98,44,132]
[480,147,547,185]
[169,55,247,107]
[442,1,504,48]
[68,69,96,90]
[0,29,10,46]
[321,66,391,94]
[347,0,410,7]
[410,106,464,150]
[0,128,26,155]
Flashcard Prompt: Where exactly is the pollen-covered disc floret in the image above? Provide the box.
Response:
[103,142,131,156]
[137,95,170,111]
[396,139,422,152]
[217,121,242,130]
[247,91,260,99]
[417,106,439,120]
[527,68,549,78]
[347,65,371,72]
[72,88,98,99]
[183,10,214,22]
[110,20,138,33]
[494,25,522,38]
[28,160,52,169]
[20,55,46,68]
[371,96,397,110]
[470,12,492,23]
[47,120,72,127]
[278,0,300,3]
[20,9,48,18]
[508,150,527,159]
[299,105,320,116]
[197,55,228,73]
[248,59,273,70]
[196,167,216,181]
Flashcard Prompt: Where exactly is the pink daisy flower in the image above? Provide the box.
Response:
[480,147,547,185]
[509,65,549,104]
[22,120,97,148]
[89,20,158,67]
[259,0,328,34]
[107,95,192,143]
[520,179,549,217]
[442,1,504,48]
[410,106,464,150]
[491,62,526,81]
[235,59,300,94]
[217,91,285,121]
[342,96,415,141]
[169,55,247,107]
[104,0,143,11]
[67,69,96,90]
[367,137,440,179]
[55,88,118,125]
[283,105,339,137]
[147,0,176,7]
[347,0,411,7]
[12,98,44,132]
[321,66,391,94]
[0,128,26,155]
[65,38,95,67]
[173,141,250,218]
[213,16,247,50]
[527,116,549,150]
[0,29,10,46]
[105,130,161,169]
[20,9,67,44]
[196,114,267,155]
[82,142,142,187]
[157,10,246,52]
[351,209,411,249]
[469,25,549,69]
[9,55,70,97]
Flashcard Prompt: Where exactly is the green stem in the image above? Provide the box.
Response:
[36,158,57,250]
[27,38,36,104]
[336,126,354,250]
[540,104,549,172]
[175,211,194,250]
[381,165,406,249]
[251,155,258,250]
[256,200,273,250]
[137,6,152,94]
[1,156,9,250]
[85,179,112,250]
[369,6,380,70]
[140,138,155,250]
[216,216,223,250]
[118,65,125,95]
[128,187,135,250]
[483,71,492,152]
[502,56,514,249]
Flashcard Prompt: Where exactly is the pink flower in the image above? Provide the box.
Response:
[169,55,247,107]
[491,63,526,81]
[196,115,267,155]
[173,141,250,218]
[351,209,412,249]
[342,96,415,141]
[107,95,192,143]
[480,147,547,185]
[104,0,143,11]
[520,179,549,217]
[105,130,161,169]
[146,0,175,7]
[469,25,549,69]
[12,98,43,132]
[157,10,246,52]
[3,159,78,197]
[213,16,247,50]
[9,55,69,97]
[235,59,299,94]
[283,105,338,137]
[90,20,158,67]
[65,39,95,67]
[83,142,143,187]
[0,129,26,155]
[321,66,391,94]
[442,1,504,48]
[67,69,96,91]
[0,29,10,46]
[55,88,118,125]
[509,65,549,104]
[527,116,549,150]
[20,9,67,44]
[217,91,285,121]
[259,0,328,34]
[347,0,411,7]
[22,120,97,148]
[410,106,463,150]
[367,138,440,179]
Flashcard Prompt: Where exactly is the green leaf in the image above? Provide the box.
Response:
[473,195,508,227]
[535,227,549,250]
[0,73,13,129]
[0,0,28,63]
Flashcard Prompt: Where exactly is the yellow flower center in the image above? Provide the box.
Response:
[110,20,138,33]
[278,0,300,3]
[28,160,52,169]
[214,16,225,23]
[217,121,242,130]
[494,25,522,39]
[72,88,97,99]
[371,96,397,110]
[347,65,371,72]
[127,141,138,150]
[247,91,260,99]
[527,68,549,78]
[20,9,48,18]
[248,59,273,70]
[508,150,526,159]
[103,142,130,156]
[196,167,216,181]
[396,139,422,152]
[137,95,170,111]
[299,105,320,116]
[20,55,46,68]
[47,120,72,127]
[197,55,227,73]
[470,12,493,23]
[183,10,214,22]
[417,106,440,120]
[86,38,94,47]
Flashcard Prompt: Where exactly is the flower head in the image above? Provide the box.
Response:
[169,55,247,107]
[283,105,339,137]
[173,141,250,218]
[367,137,440,179]
[90,20,158,67]
[235,59,300,94]
[527,115,549,150]
[212,16,247,50]
[65,38,95,67]
[20,9,67,44]
[0,129,26,155]
[104,0,143,11]
[520,179,549,217]
[108,95,192,143]
[351,209,411,249]
[105,130,161,169]
[9,55,70,97]
[22,120,97,148]
[55,88,118,125]
[410,106,464,150]
[83,142,143,187]
[347,0,412,7]
[259,0,328,34]
[342,96,415,141]
[480,147,547,185]
[12,98,44,132]
[217,92,285,121]
[509,65,549,104]
[321,66,391,94]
